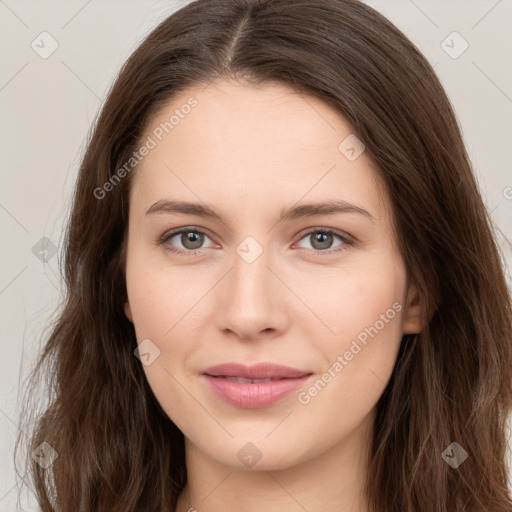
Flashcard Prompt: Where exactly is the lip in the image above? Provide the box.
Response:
[202,363,313,409]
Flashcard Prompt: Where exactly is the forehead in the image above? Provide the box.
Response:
[129,78,388,221]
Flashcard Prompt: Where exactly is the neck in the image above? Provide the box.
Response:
[175,409,374,512]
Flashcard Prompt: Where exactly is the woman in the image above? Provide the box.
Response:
[17,0,512,511]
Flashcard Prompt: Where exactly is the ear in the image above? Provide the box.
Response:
[401,278,426,334]
[124,301,133,323]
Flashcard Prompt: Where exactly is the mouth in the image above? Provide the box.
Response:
[208,376,296,383]
[201,363,313,409]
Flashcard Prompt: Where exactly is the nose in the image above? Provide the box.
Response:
[215,241,290,341]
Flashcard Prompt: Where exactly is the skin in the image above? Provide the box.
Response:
[123,78,424,512]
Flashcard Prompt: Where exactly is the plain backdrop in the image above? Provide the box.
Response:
[0,0,511,509]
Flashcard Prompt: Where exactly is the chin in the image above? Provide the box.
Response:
[200,437,312,472]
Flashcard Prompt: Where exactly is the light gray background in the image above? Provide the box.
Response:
[1,0,511,509]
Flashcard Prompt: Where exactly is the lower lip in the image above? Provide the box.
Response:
[202,374,312,409]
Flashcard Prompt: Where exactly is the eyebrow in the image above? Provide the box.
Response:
[145,199,375,223]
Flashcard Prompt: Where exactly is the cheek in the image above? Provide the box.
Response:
[296,253,406,409]
[125,258,209,392]
[327,294,404,409]
[125,264,203,427]
[299,253,406,351]
[126,258,204,337]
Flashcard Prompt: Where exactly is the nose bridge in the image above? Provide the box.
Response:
[230,234,274,304]
[217,233,287,338]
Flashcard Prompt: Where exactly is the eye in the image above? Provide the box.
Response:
[158,227,217,256]
[294,228,354,255]
[158,227,354,257]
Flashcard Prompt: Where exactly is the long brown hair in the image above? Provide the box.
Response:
[16,0,512,510]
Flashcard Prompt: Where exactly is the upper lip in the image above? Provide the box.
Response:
[203,363,312,379]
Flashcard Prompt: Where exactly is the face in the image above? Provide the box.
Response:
[123,78,423,471]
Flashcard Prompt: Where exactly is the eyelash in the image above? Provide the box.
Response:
[157,227,355,257]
